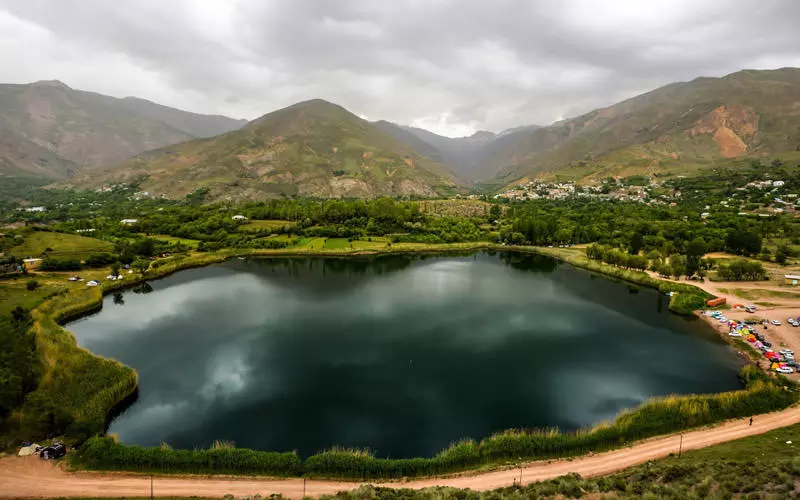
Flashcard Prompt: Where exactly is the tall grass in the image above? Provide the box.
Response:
[73,366,797,479]
[17,287,138,440]
[74,435,301,476]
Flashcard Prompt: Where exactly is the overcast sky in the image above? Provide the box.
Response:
[1,0,799,137]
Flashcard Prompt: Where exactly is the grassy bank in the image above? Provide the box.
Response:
[32,423,800,499]
[320,422,800,500]
[524,246,712,315]
[15,242,777,477]
[72,365,797,479]
[5,287,138,444]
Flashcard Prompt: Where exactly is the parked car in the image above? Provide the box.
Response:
[39,442,66,460]
[780,349,795,355]
[771,320,782,326]
[776,366,794,374]
[763,341,773,348]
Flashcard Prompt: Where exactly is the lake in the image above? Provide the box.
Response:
[67,252,743,458]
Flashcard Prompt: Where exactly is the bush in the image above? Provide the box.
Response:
[26,279,39,291]
[85,253,115,267]
[75,436,301,476]
[40,257,82,271]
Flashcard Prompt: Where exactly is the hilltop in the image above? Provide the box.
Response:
[487,68,800,184]
[372,68,800,187]
[74,99,460,200]
[0,80,245,180]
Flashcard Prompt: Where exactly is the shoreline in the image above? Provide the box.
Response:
[19,243,796,478]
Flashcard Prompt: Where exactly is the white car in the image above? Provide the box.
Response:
[86,280,99,287]
[771,320,781,326]
[776,366,794,374]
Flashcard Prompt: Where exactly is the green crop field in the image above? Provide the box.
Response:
[240,220,296,232]
[147,234,201,249]
[8,231,113,260]
[322,238,351,249]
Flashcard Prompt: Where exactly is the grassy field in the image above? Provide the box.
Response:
[718,287,800,301]
[0,278,61,316]
[8,231,114,260]
[239,220,297,232]
[142,234,201,249]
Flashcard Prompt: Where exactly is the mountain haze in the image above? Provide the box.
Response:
[374,121,539,181]
[75,99,460,200]
[0,80,245,180]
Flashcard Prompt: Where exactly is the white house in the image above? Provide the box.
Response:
[232,215,248,221]
[773,180,785,187]
[120,219,138,225]
[25,206,46,212]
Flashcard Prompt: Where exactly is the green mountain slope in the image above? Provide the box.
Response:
[490,68,800,184]
[75,99,460,200]
[0,80,245,179]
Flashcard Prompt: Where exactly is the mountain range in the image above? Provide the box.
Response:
[75,99,460,200]
[0,80,245,180]
[3,68,800,199]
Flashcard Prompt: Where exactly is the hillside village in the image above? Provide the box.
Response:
[493,175,800,215]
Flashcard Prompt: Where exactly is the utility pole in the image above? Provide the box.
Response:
[678,434,683,458]
[303,477,306,499]
[519,463,523,486]
[150,475,153,500]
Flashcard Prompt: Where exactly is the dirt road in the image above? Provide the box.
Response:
[2,406,799,499]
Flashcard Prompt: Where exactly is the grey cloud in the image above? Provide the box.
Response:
[1,0,799,136]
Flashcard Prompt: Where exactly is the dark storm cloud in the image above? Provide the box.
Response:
[1,0,799,136]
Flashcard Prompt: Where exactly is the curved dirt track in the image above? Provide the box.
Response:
[2,406,799,499]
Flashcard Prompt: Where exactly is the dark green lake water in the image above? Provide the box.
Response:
[68,252,742,458]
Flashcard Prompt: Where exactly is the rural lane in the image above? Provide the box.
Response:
[2,406,799,498]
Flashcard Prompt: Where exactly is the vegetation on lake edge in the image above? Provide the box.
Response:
[71,365,797,479]
[26,423,800,499]
[4,242,794,479]
[315,421,800,499]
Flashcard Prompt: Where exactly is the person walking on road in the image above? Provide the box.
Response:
[749,417,753,426]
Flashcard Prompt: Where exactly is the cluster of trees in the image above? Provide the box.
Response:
[0,309,39,419]
[586,241,718,280]
[586,244,649,271]
[717,259,768,281]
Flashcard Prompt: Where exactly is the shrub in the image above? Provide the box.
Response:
[40,257,81,271]
[75,436,301,476]
[26,279,39,291]
[85,253,115,267]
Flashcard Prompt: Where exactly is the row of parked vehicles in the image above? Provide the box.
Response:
[709,312,798,374]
